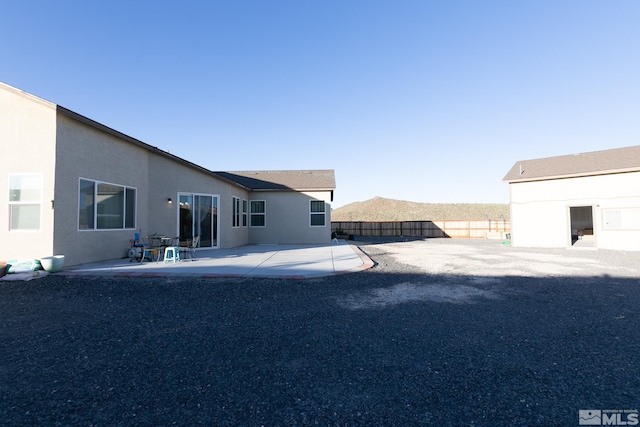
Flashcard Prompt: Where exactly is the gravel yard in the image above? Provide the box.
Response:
[2,238,640,426]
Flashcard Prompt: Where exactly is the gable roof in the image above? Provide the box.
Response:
[216,170,335,191]
[503,145,640,183]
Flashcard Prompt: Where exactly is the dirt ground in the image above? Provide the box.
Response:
[342,238,640,309]
[363,238,640,278]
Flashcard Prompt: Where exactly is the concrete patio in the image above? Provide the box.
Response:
[61,241,374,279]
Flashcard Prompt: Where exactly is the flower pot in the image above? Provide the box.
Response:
[40,255,65,273]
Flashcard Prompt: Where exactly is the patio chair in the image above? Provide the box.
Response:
[130,232,146,262]
[180,236,200,261]
[144,236,162,262]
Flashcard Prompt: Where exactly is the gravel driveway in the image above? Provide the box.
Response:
[2,238,639,426]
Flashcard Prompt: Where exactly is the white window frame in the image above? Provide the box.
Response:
[78,178,136,231]
[8,173,42,231]
[242,199,248,227]
[250,200,266,228]
[232,197,241,228]
[310,200,326,227]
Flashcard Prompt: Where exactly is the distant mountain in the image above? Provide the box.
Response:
[331,197,510,221]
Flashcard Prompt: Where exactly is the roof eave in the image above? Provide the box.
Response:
[503,167,640,183]
[57,106,251,190]
[249,187,336,192]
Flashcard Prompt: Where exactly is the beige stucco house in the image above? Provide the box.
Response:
[503,145,640,251]
[1,82,335,266]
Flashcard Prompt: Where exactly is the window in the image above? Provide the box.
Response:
[79,179,136,230]
[310,200,326,227]
[242,199,248,227]
[604,208,640,230]
[9,174,41,230]
[232,197,241,227]
[250,200,266,227]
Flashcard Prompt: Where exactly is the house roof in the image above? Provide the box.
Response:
[1,81,336,194]
[216,170,336,191]
[55,105,248,190]
[503,145,640,183]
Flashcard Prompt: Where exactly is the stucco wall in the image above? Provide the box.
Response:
[54,117,255,265]
[147,155,250,249]
[54,113,151,265]
[509,172,640,251]
[0,85,57,262]
[1,83,336,266]
[248,190,333,245]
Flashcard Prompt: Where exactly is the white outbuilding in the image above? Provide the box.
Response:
[503,145,640,251]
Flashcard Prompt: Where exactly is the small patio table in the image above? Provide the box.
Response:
[144,235,172,262]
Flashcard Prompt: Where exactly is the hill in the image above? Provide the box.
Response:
[331,197,510,221]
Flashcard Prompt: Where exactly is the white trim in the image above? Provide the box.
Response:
[242,199,248,228]
[177,192,220,249]
[309,199,326,227]
[77,177,137,231]
[249,200,266,228]
[232,196,241,228]
[8,173,42,231]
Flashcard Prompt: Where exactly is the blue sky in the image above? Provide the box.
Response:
[2,1,639,208]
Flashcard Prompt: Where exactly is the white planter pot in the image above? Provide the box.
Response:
[40,255,65,273]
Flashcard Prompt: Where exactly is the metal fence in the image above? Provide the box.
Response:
[331,220,511,239]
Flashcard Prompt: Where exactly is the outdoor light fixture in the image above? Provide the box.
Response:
[168,198,173,204]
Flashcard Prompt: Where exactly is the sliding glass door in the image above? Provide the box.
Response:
[178,193,218,248]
